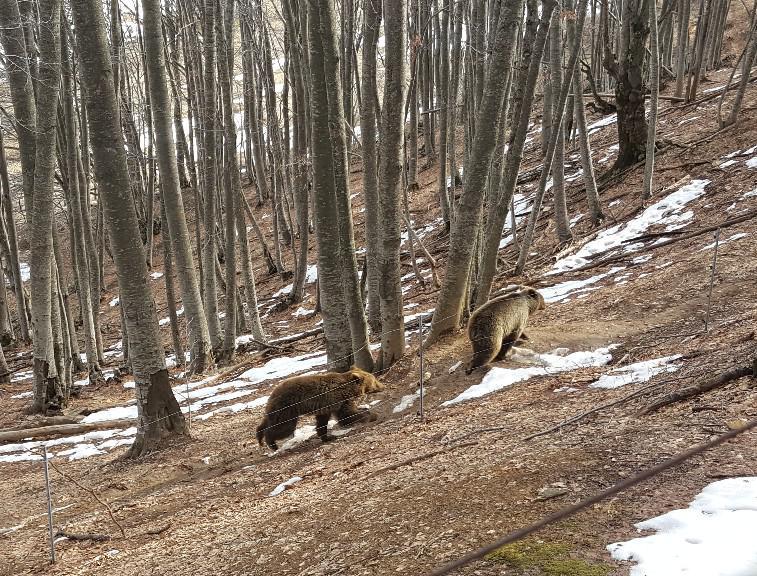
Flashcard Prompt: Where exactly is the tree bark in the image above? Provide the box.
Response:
[142,0,213,373]
[306,0,358,371]
[427,0,528,342]
[70,0,187,456]
[318,0,374,371]
[360,0,383,335]
[643,0,660,200]
[377,0,407,368]
[201,0,223,349]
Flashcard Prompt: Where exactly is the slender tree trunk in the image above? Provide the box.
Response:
[427,0,527,342]
[142,0,213,373]
[569,1,603,224]
[29,0,63,413]
[361,0,383,335]
[377,0,407,368]
[0,121,30,341]
[161,197,184,368]
[201,0,223,349]
[62,20,101,384]
[550,4,572,244]
[71,0,187,456]
[643,0,660,200]
[218,0,239,363]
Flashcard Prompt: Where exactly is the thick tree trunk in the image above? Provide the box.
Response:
[307,0,358,371]
[318,0,374,371]
[427,0,527,342]
[605,0,650,170]
[70,0,187,456]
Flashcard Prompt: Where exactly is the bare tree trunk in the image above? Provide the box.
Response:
[161,197,184,368]
[377,0,407,368]
[569,2,603,224]
[142,0,213,373]
[306,0,356,371]
[0,0,37,215]
[235,207,266,341]
[71,0,187,456]
[0,121,30,341]
[318,0,374,371]
[549,4,572,244]
[201,0,223,350]
[605,0,650,169]
[218,0,239,364]
[360,0,383,335]
[427,0,527,342]
[516,0,589,274]
[29,0,63,413]
[643,0,660,200]
[62,20,101,384]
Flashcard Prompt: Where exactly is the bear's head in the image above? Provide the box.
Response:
[348,367,385,394]
[524,287,546,312]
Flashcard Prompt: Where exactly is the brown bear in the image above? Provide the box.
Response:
[256,366,385,451]
[465,286,546,375]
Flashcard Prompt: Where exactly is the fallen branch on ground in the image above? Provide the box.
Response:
[641,362,756,415]
[55,531,111,542]
[0,419,135,444]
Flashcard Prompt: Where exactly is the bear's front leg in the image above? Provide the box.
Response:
[315,414,336,442]
[336,400,377,427]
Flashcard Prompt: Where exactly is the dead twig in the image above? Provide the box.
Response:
[145,523,172,536]
[48,460,126,539]
[55,531,111,542]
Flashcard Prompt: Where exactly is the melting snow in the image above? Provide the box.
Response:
[607,477,757,576]
[109,297,120,307]
[746,157,757,169]
[541,267,626,303]
[551,180,710,273]
[700,232,748,251]
[11,391,32,399]
[443,346,616,405]
[393,390,420,413]
[150,272,164,280]
[587,114,617,134]
[591,355,681,389]
[269,476,303,496]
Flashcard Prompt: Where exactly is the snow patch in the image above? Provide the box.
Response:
[443,346,616,405]
[591,355,681,389]
[551,180,710,273]
[700,232,748,251]
[393,390,420,413]
[269,476,303,496]
[608,477,757,576]
[541,267,626,303]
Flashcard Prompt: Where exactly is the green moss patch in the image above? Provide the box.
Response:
[486,538,612,576]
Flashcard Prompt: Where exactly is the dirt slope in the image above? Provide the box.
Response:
[2,68,757,576]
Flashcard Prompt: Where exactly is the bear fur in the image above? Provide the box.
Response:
[465,286,546,375]
[256,367,385,451]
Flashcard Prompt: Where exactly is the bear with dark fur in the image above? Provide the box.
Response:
[465,286,546,375]
[256,367,385,451]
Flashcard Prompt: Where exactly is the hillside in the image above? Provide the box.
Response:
[2,59,757,576]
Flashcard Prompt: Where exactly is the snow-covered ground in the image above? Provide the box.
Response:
[608,477,757,576]
[590,355,681,389]
[551,179,710,273]
[442,346,616,406]
[0,350,329,464]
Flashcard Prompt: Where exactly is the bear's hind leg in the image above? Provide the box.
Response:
[264,417,298,450]
[315,414,336,443]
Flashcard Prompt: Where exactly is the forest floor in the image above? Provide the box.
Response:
[2,66,757,575]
